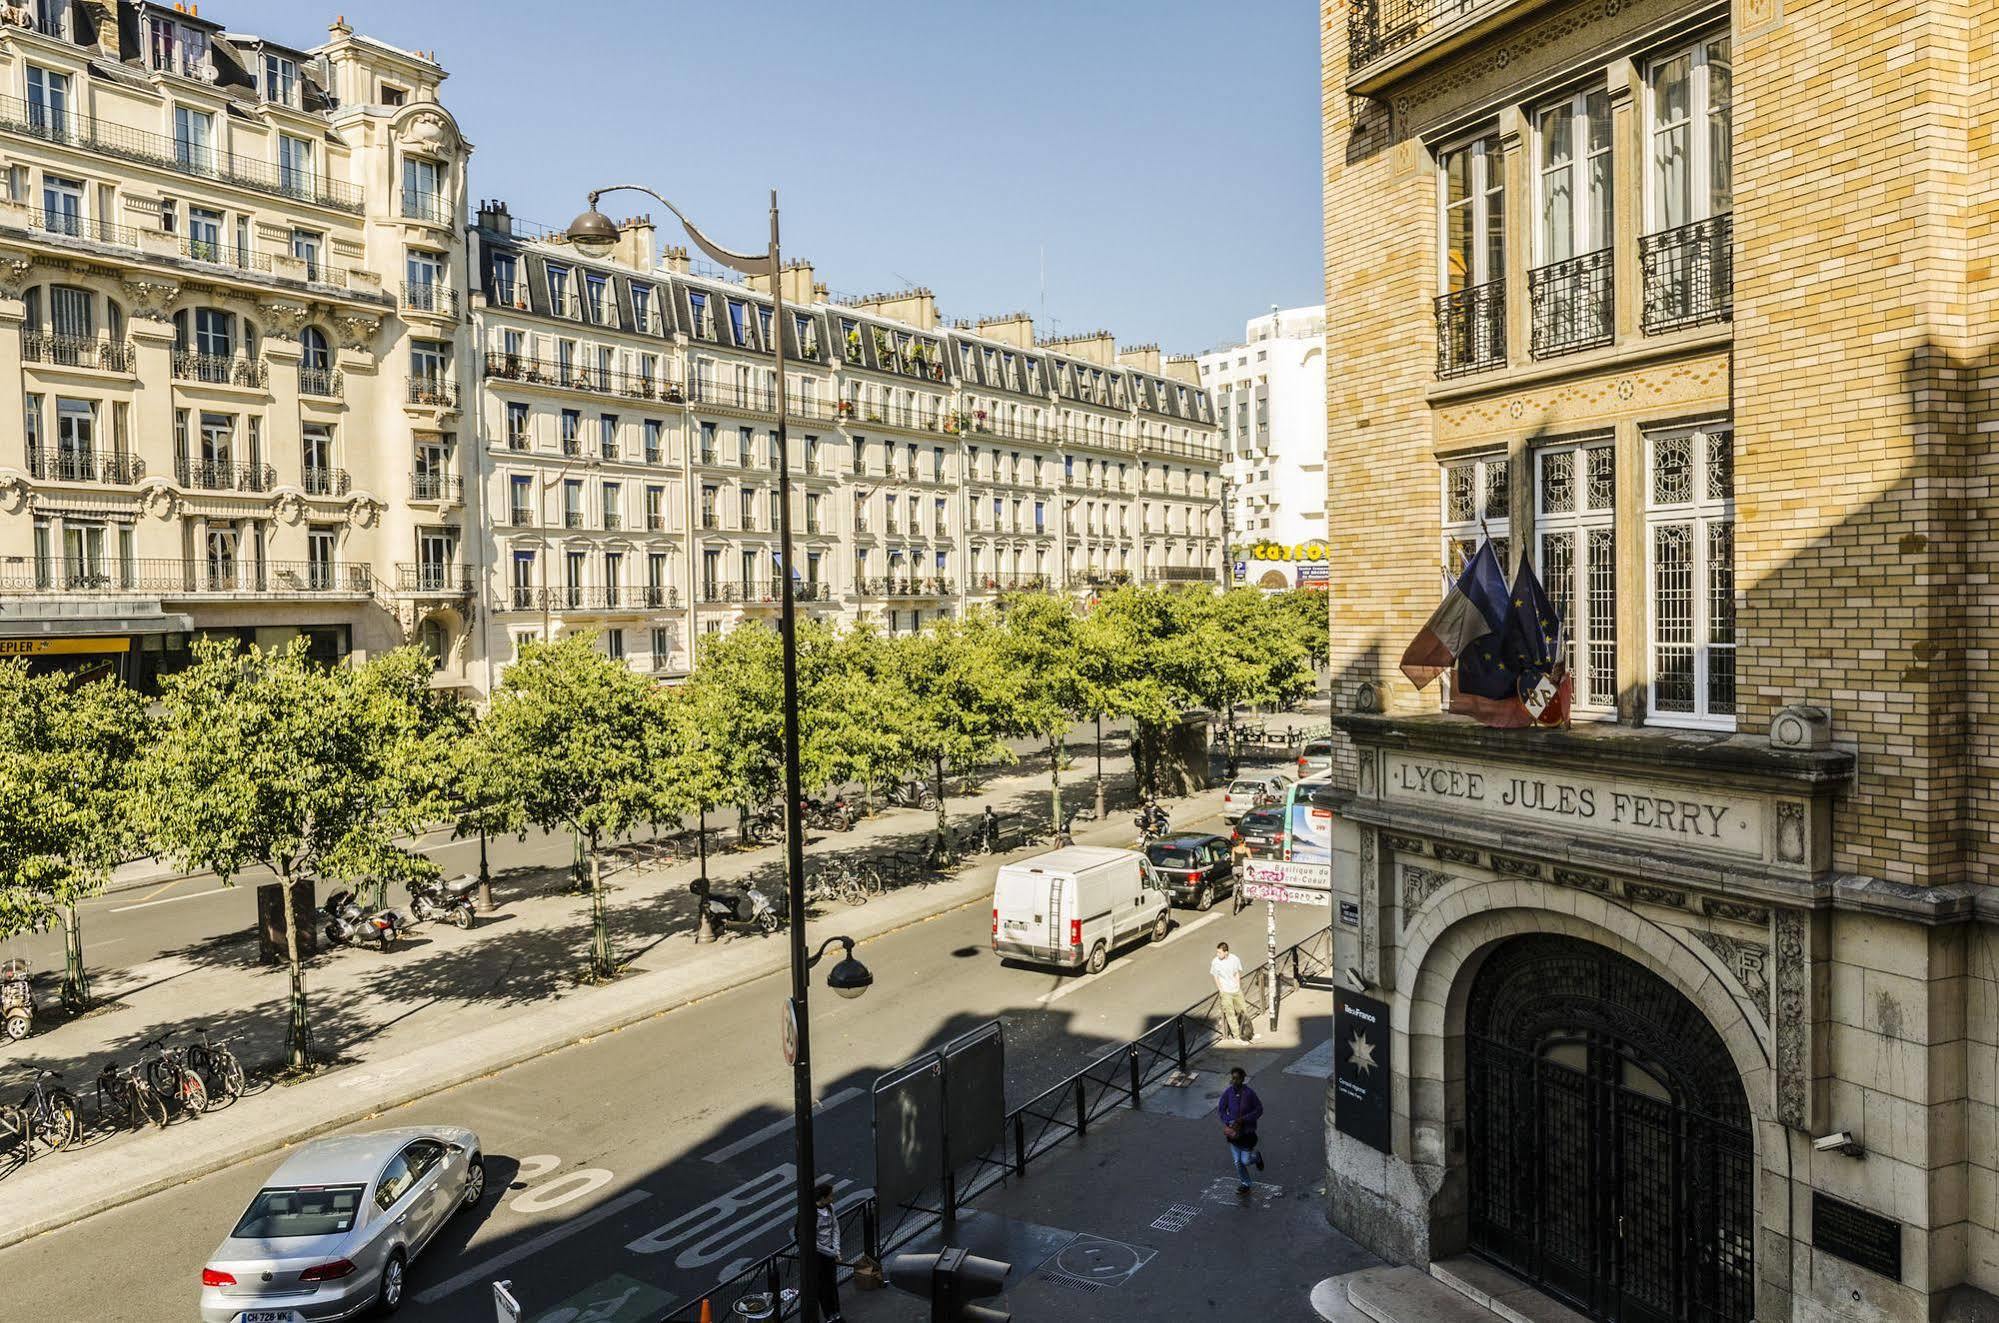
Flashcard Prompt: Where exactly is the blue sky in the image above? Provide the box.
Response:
[271,0,1321,353]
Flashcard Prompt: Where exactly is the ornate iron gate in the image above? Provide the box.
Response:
[1465,935,1755,1323]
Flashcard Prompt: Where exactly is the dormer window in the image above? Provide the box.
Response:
[689,291,711,338]
[147,17,210,80]
[546,264,572,317]
[585,272,608,324]
[757,305,773,350]
[263,54,300,108]
[631,284,652,333]
[381,84,407,108]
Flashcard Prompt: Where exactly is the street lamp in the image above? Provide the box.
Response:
[567,185,850,1322]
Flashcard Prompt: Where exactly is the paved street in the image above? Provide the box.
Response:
[0,845,1324,1321]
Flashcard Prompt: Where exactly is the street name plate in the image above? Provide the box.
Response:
[1813,1192,1902,1281]
[1338,900,1360,928]
[1240,861,1331,889]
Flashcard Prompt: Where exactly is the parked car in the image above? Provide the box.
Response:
[992,846,1171,974]
[1232,806,1288,860]
[1297,738,1335,780]
[200,1126,485,1322]
[1144,834,1237,911]
[1223,773,1292,823]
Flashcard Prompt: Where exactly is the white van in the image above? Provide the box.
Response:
[991,846,1172,974]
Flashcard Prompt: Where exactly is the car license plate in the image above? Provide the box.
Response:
[237,1311,303,1323]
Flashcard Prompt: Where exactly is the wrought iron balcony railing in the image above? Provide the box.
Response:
[407,377,458,409]
[395,562,474,595]
[1145,565,1220,583]
[299,367,343,398]
[0,557,371,595]
[971,573,1053,592]
[23,332,134,372]
[26,447,143,484]
[173,352,269,388]
[0,95,365,211]
[410,473,464,504]
[1434,279,1506,379]
[859,575,953,598]
[1529,249,1614,359]
[302,466,350,497]
[698,579,829,605]
[181,236,273,273]
[1346,0,1506,75]
[400,189,454,226]
[402,281,459,318]
[483,351,684,403]
[176,457,275,492]
[1641,213,1733,335]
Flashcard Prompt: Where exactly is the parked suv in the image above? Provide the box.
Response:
[1223,773,1291,823]
[1144,834,1236,911]
[1297,739,1335,780]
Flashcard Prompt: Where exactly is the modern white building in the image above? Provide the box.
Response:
[1198,305,1326,590]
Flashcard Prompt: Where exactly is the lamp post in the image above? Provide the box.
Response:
[569,187,864,1323]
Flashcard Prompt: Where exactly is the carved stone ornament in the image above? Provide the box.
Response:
[1383,832,1427,855]
[1434,843,1481,867]
[345,496,383,529]
[335,314,382,351]
[122,277,181,321]
[1773,909,1809,1129]
[1352,679,1382,714]
[1489,854,1542,879]
[0,254,34,299]
[1357,752,1377,797]
[1623,881,1687,910]
[402,111,454,153]
[273,491,306,525]
[1702,898,1771,926]
[0,471,25,513]
[259,302,313,342]
[1552,867,1612,894]
[1694,930,1772,1026]
[139,482,179,521]
[1400,863,1451,926]
[1776,800,1807,864]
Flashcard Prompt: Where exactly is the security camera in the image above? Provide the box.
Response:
[1813,1132,1865,1157]
[1344,967,1369,992]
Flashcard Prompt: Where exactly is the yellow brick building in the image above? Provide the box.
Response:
[1314,2,1999,1320]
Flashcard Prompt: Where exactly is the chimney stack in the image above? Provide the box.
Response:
[474,199,512,235]
[975,312,1034,348]
[1116,344,1163,375]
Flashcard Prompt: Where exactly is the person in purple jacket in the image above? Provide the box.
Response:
[1218,1066,1266,1193]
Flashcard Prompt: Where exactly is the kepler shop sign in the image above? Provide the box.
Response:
[1381,752,1766,860]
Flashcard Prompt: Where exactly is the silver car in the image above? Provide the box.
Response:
[1223,773,1292,822]
[199,1126,484,1322]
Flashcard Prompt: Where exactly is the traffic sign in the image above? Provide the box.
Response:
[781,998,798,1066]
[1241,880,1331,906]
[1240,860,1331,889]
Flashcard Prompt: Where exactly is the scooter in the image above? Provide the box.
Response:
[323,890,406,951]
[1134,806,1171,845]
[702,881,785,935]
[407,874,478,930]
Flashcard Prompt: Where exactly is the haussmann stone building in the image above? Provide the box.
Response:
[1313,1,1999,1321]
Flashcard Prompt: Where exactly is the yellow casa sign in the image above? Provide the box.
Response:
[1239,540,1329,563]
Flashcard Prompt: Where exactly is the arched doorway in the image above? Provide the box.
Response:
[1465,935,1754,1323]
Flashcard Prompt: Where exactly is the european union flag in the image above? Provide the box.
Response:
[1452,550,1572,729]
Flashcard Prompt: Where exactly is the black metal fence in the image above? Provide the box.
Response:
[653,925,1335,1321]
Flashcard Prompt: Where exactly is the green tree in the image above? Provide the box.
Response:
[140,640,455,1069]
[467,634,676,981]
[1182,590,1315,760]
[1268,587,1332,670]
[890,615,1014,854]
[0,664,144,1011]
[994,593,1088,833]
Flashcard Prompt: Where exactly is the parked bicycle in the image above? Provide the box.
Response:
[182,1026,246,1105]
[16,1068,81,1152]
[96,1058,167,1131]
[139,1032,208,1119]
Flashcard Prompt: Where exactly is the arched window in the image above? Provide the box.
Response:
[301,327,331,372]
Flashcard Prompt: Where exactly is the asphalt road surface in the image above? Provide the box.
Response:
[0,864,1325,1322]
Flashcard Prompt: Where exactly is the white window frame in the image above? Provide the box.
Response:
[1439,451,1510,574]
[1437,132,1505,293]
[1644,34,1732,233]
[1533,87,1613,266]
[1644,419,1734,728]
[1534,438,1617,716]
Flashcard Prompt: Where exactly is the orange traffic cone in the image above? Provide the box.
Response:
[698,1300,711,1323]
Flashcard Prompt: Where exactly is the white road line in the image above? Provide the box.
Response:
[703,1087,863,1164]
[1036,909,1231,1005]
[413,1187,652,1304]
[109,886,231,913]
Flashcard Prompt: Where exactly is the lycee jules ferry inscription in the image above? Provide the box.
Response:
[1382,754,1762,856]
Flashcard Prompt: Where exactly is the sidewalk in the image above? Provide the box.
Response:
[0,758,1217,1250]
[841,984,1377,1322]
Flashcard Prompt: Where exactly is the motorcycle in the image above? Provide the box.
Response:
[1134,806,1171,845]
[700,881,784,936]
[803,795,858,832]
[407,874,478,930]
[323,890,406,951]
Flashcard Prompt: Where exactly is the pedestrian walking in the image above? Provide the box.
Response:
[1219,1066,1266,1194]
[1211,941,1254,1042]
[814,1181,845,1322]
[981,804,1000,852]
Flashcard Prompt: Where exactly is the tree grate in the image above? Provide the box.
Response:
[1038,1273,1109,1293]
[1150,1203,1202,1232]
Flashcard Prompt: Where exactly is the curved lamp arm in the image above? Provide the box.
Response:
[588,185,774,278]
[806,935,855,970]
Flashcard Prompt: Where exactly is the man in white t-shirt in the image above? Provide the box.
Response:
[1211,941,1254,1042]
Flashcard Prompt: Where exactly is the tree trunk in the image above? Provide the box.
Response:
[60,903,88,1012]
[1094,713,1106,822]
[588,829,613,980]
[278,862,312,1070]
[571,831,586,889]
[1049,733,1064,836]
[933,754,949,861]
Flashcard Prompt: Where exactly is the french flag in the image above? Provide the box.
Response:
[1400,540,1509,690]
